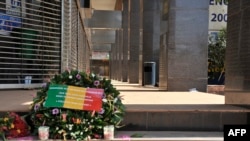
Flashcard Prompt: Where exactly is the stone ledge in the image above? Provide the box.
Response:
[9,131,224,141]
[125,104,250,113]
[207,85,225,95]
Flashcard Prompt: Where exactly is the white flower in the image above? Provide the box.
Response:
[75,131,80,135]
[82,119,85,124]
[69,75,73,79]
[85,128,88,132]
[102,98,107,103]
[84,136,91,140]
[70,132,76,138]
[58,129,65,134]
[66,124,73,130]
[114,98,118,103]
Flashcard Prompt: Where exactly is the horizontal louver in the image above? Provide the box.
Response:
[61,0,70,71]
[0,0,61,88]
[70,0,77,70]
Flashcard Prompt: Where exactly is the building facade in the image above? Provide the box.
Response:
[0,0,90,89]
[1,0,249,106]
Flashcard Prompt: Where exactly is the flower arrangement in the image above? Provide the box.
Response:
[0,113,13,141]
[27,69,125,140]
[0,112,30,141]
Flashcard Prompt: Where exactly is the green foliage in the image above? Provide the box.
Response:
[208,28,227,84]
[28,69,126,140]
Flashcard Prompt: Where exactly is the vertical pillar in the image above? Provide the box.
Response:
[159,0,169,89]
[143,0,161,86]
[85,39,90,73]
[82,34,87,72]
[122,0,129,82]
[83,34,90,73]
[159,33,168,89]
[113,42,118,80]
[115,30,122,80]
[118,30,123,81]
[161,0,209,91]
[139,3,143,85]
[225,0,250,104]
[110,44,115,79]
[128,0,141,83]
[109,45,113,79]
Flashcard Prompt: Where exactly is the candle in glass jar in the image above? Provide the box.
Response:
[103,125,114,140]
[38,126,49,140]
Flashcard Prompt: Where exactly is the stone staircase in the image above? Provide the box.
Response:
[1,81,250,140]
[120,104,250,131]
[112,81,250,139]
[113,104,250,140]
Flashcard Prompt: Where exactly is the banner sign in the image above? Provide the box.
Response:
[0,13,21,35]
[6,0,22,17]
[209,0,228,31]
[44,85,104,111]
[91,52,109,60]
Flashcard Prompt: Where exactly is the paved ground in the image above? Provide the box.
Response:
[0,80,225,112]
[113,80,225,105]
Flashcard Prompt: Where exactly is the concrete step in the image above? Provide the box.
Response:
[0,82,244,141]
[114,131,223,141]
[8,131,224,141]
[1,104,249,132]
[119,104,250,131]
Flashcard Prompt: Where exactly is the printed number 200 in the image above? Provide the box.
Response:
[211,13,227,22]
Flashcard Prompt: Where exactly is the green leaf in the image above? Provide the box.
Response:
[44,112,50,118]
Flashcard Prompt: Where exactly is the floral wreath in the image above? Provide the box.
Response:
[28,69,125,140]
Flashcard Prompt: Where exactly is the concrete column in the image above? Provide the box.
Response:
[109,46,112,79]
[159,0,168,89]
[159,33,168,89]
[128,0,142,83]
[113,42,118,80]
[114,31,118,80]
[122,0,129,82]
[118,30,123,81]
[143,0,162,86]
[85,39,90,73]
[82,34,87,72]
[160,0,209,91]
[115,30,123,81]
[225,0,250,104]
[83,33,90,73]
[110,44,115,79]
